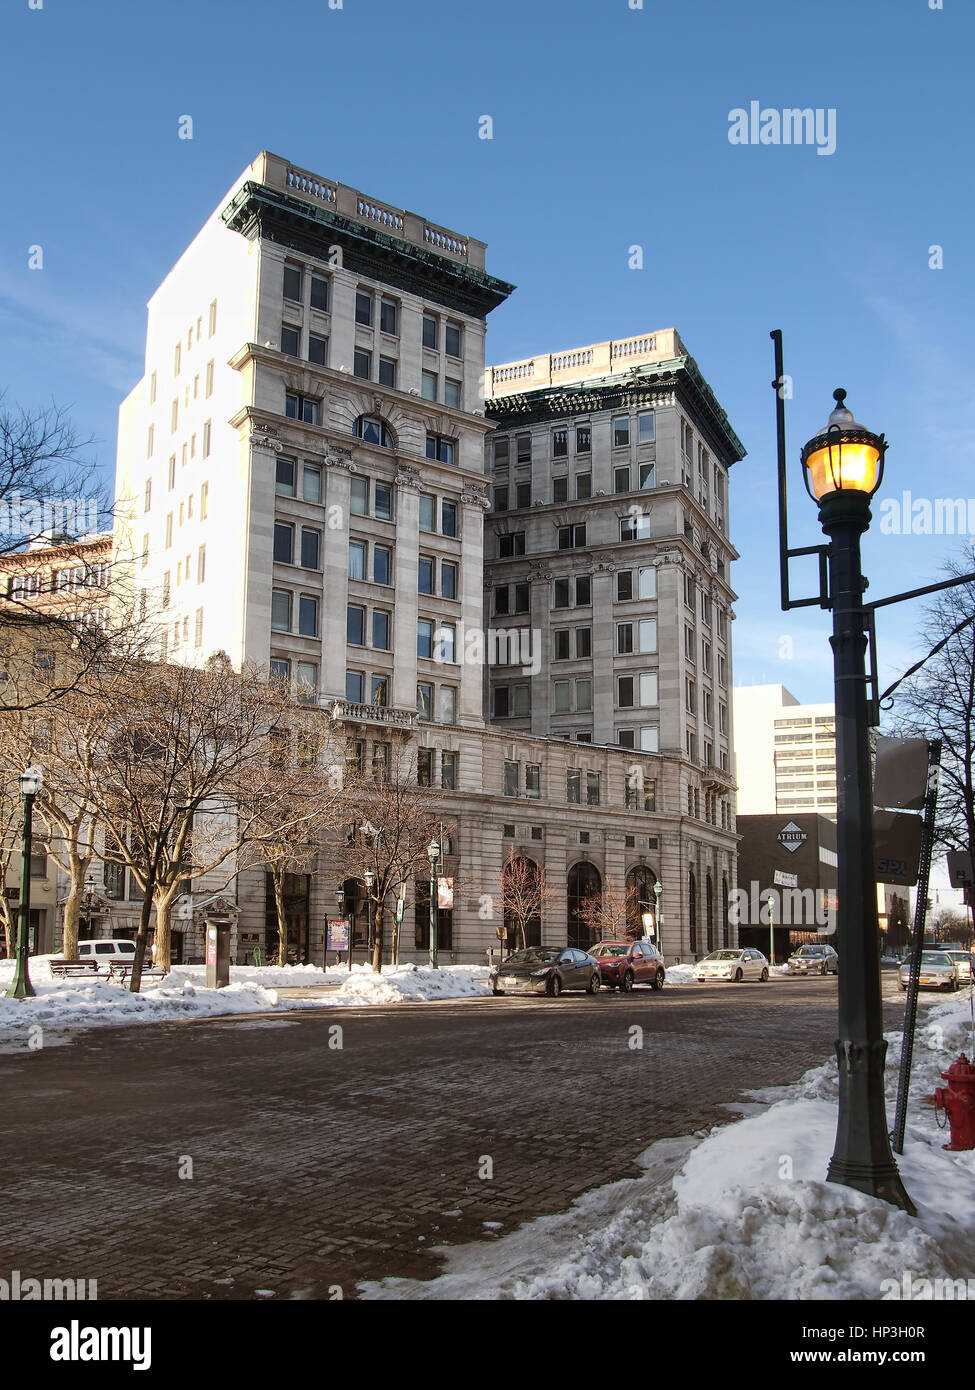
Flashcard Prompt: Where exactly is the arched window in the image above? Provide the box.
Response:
[625,864,657,940]
[567,861,602,949]
[689,868,697,955]
[355,415,396,449]
[706,873,714,953]
[722,875,730,948]
[502,855,542,949]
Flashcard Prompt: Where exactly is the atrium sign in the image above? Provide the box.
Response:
[777,822,808,854]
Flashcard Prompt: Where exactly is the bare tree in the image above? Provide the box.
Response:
[0,394,103,558]
[79,654,310,990]
[889,553,975,872]
[341,744,447,971]
[498,846,558,952]
[575,875,644,944]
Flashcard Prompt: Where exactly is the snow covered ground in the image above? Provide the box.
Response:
[0,958,492,1048]
[362,990,975,1300]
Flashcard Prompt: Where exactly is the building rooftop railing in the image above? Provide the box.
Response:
[485,330,686,397]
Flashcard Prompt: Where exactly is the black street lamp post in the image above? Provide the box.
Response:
[427,839,440,970]
[7,766,44,1000]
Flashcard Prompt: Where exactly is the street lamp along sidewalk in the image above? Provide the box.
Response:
[6,765,44,1000]
[773,331,975,1216]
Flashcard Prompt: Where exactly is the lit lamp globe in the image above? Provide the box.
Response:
[800,390,885,507]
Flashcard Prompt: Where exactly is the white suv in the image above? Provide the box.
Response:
[77,939,138,968]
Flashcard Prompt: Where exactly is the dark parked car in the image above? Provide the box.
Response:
[591,939,666,992]
[787,944,839,976]
[489,947,602,998]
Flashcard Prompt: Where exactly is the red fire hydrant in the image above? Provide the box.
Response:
[933,1055,975,1151]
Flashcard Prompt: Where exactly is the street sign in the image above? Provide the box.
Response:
[773,869,799,888]
[328,918,349,951]
[777,822,807,853]
[946,850,975,889]
[873,812,924,886]
[874,736,929,812]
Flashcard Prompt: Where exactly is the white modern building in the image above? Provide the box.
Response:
[733,684,837,818]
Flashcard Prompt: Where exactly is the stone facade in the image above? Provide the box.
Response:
[102,152,745,965]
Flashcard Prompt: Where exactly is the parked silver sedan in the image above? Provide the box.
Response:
[898,950,960,993]
[694,948,769,983]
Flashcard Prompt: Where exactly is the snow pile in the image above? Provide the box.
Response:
[663,963,696,985]
[336,963,492,1006]
[363,991,975,1301]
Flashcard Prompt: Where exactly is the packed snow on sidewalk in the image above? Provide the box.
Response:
[363,990,975,1301]
[0,958,492,1046]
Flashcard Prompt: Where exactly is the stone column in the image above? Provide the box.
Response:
[590,563,616,743]
[459,485,490,726]
[391,466,420,711]
[528,563,553,737]
[322,452,353,701]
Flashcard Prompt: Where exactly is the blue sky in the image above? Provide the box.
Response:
[3,0,972,703]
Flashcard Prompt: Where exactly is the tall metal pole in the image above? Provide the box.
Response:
[819,490,914,1213]
[892,740,941,1155]
[7,789,36,999]
[429,859,438,970]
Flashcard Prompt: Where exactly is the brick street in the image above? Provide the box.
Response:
[0,976,910,1300]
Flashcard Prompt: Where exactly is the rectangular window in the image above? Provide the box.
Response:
[437,623,456,663]
[310,275,328,311]
[283,264,302,301]
[614,466,630,493]
[165,513,173,548]
[143,479,153,517]
[274,522,294,564]
[200,481,208,518]
[271,590,292,632]
[379,298,398,334]
[617,623,633,654]
[613,416,630,447]
[308,334,328,367]
[168,455,176,490]
[417,748,434,787]
[372,610,390,650]
[350,477,369,516]
[378,356,396,388]
[349,541,366,580]
[553,477,568,503]
[441,502,457,538]
[374,546,391,585]
[347,606,365,645]
[504,761,520,798]
[638,410,655,444]
[639,462,655,489]
[205,360,213,397]
[281,324,300,357]
[375,483,392,521]
[554,680,571,712]
[441,561,458,600]
[639,672,658,706]
[575,575,591,606]
[418,556,434,595]
[494,437,509,467]
[197,544,206,583]
[285,393,318,424]
[419,494,436,531]
[298,595,318,637]
[639,619,657,653]
[202,421,211,457]
[576,473,592,500]
[516,435,531,464]
[439,686,457,724]
[422,314,438,349]
[421,370,438,401]
[303,464,322,503]
[444,379,462,409]
[147,425,154,459]
[417,619,433,659]
[354,349,371,380]
[441,751,457,791]
[526,764,541,799]
[641,726,659,753]
[586,772,601,806]
[355,290,372,326]
[195,607,204,648]
[417,682,433,720]
[554,578,570,609]
[162,571,170,608]
[208,300,217,337]
[638,566,656,599]
[566,770,581,804]
[170,399,179,433]
[553,428,568,458]
[617,570,633,602]
[494,486,509,512]
[445,322,461,358]
[300,528,321,569]
[576,425,591,453]
[275,457,296,497]
[575,678,592,712]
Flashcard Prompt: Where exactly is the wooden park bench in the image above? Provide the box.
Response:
[49,959,100,979]
[106,961,169,986]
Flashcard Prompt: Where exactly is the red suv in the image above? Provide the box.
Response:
[591,940,666,992]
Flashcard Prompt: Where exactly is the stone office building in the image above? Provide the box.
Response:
[105,151,744,965]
